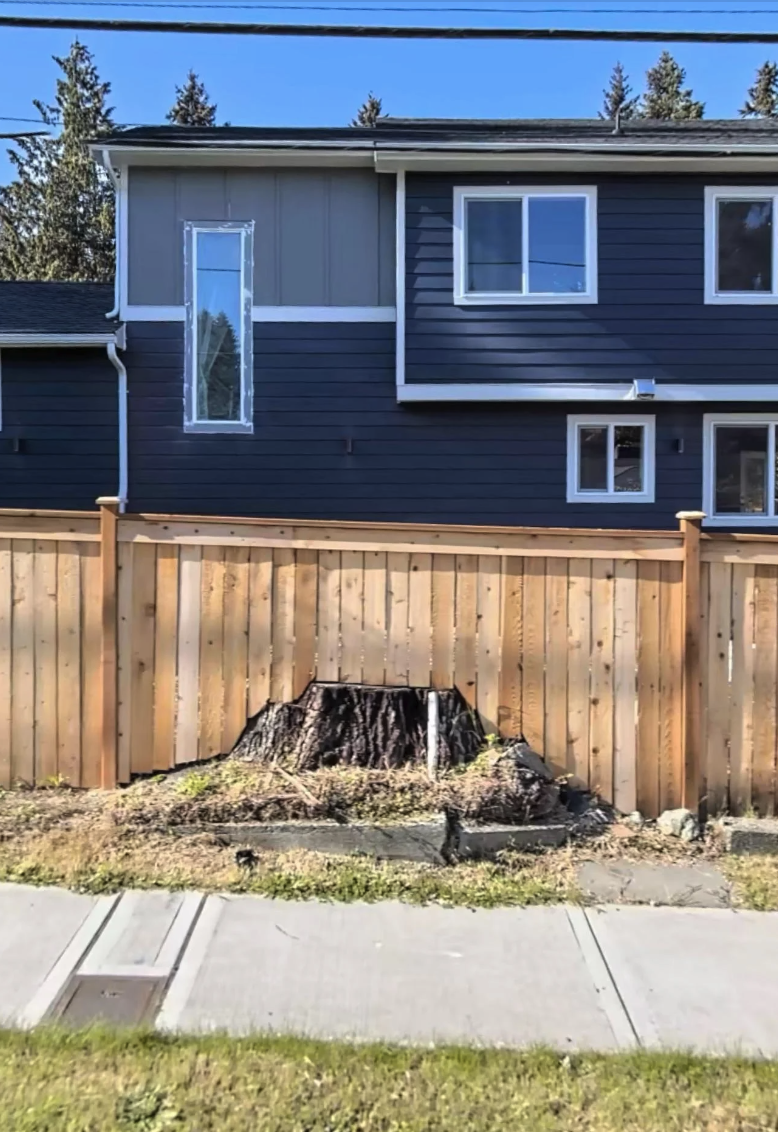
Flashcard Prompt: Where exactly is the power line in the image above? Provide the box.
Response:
[1,0,777,10]
[3,13,778,40]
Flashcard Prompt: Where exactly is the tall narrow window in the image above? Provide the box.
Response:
[567,416,655,504]
[453,186,597,305]
[184,221,253,432]
[705,188,778,303]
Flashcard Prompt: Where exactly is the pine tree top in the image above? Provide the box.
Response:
[599,61,638,121]
[352,92,383,128]
[167,70,217,127]
[0,39,115,283]
[741,61,778,118]
[640,50,704,120]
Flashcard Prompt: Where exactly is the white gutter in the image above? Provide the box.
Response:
[100,148,121,320]
[106,339,128,513]
[0,333,117,346]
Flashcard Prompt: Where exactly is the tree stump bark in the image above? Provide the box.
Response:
[231,682,484,771]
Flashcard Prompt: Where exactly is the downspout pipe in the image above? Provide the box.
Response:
[101,147,120,320]
[107,339,128,513]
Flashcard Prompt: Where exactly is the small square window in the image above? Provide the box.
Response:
[705,189,778,304]
[454,186,597,305]
[567,416,655,504]
[704,415,778,525]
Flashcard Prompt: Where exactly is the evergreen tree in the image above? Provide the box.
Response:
[352,92,383,127]
[741,61,778,118]
[167,70,217,127]
[0,40,115,282]
[599,62,638,120]
[640,51,704,120]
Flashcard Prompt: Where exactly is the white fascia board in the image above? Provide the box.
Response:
[397,383,778,403]
[94,145,374,168]
[0,333,118,347]
[374,152,778,174]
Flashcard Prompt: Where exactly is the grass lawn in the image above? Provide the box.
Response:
[1,1028,778,1132]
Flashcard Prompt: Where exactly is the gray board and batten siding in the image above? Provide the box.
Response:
[405,172,778,387]
[127,167,396,307]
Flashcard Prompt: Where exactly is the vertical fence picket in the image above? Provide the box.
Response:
[521,557,545,754]
[499,556,523,739]
[454,555,478,710]
[753,566,778,816]
[0,541,11,788]
[730,564,756,813]
[590,559,615,804]
[659,560,684,812]
[315,550,340,684]
[567,558,592,789]
[613,558,638,815]
[362,551,387,686]
[636,560,661,817]
[153,544,179,772]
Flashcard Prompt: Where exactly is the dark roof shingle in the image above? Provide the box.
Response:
[0,282,116,335]
[99,117,778,152]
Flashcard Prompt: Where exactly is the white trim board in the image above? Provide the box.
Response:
[397,383,778,403]
[0,334,119,347]
[566,414,656,504]
[396,170,406,389]
[120,305,396,323]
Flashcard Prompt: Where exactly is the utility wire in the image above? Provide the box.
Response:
[2,13,778,40]
[1,1,777,10]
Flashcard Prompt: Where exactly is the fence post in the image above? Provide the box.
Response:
[677,511,705,814]
[97,496,120,790]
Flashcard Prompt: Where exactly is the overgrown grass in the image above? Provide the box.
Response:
[0,1027,777,1131]
[721,854,778,911]
[0,824,575,907]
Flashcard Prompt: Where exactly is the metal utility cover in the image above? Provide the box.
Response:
[50,975,166,1027]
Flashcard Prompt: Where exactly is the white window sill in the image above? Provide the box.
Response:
[184,421,254,435]
[703,513,778,527]
[454,292,598,307]
[567,491,655,505]
[704,292,778,305]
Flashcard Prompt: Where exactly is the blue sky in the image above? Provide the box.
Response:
[1,0,778,176]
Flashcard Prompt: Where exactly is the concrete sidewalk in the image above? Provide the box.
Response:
[2,883,778,1055]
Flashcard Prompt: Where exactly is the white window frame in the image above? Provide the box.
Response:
[703,412,778,526]
[566,415,656,504]
[704,186,778,305]
[184,220,254,434]
[453,185,598,306]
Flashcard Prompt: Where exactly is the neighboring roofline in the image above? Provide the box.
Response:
[0,332,121,347]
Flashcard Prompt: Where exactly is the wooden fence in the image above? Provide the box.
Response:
[0,502,776,819]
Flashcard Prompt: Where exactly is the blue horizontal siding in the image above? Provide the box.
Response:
[124,321,770,530]
[0,348,118,509]
[406,172,778,387]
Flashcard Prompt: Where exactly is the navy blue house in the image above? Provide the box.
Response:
[4,117,778,530]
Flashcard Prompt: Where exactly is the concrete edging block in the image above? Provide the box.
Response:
[719,817,778,856]
[170,817,572,864]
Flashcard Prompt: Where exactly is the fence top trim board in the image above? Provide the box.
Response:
[117,518,685,560]
[0,506,776,562]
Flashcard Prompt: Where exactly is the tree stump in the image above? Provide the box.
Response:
[231,681,484,772]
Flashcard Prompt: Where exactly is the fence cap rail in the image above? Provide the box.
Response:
[124,510,683,541]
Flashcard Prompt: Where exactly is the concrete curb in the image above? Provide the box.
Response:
[169,817,571,864]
